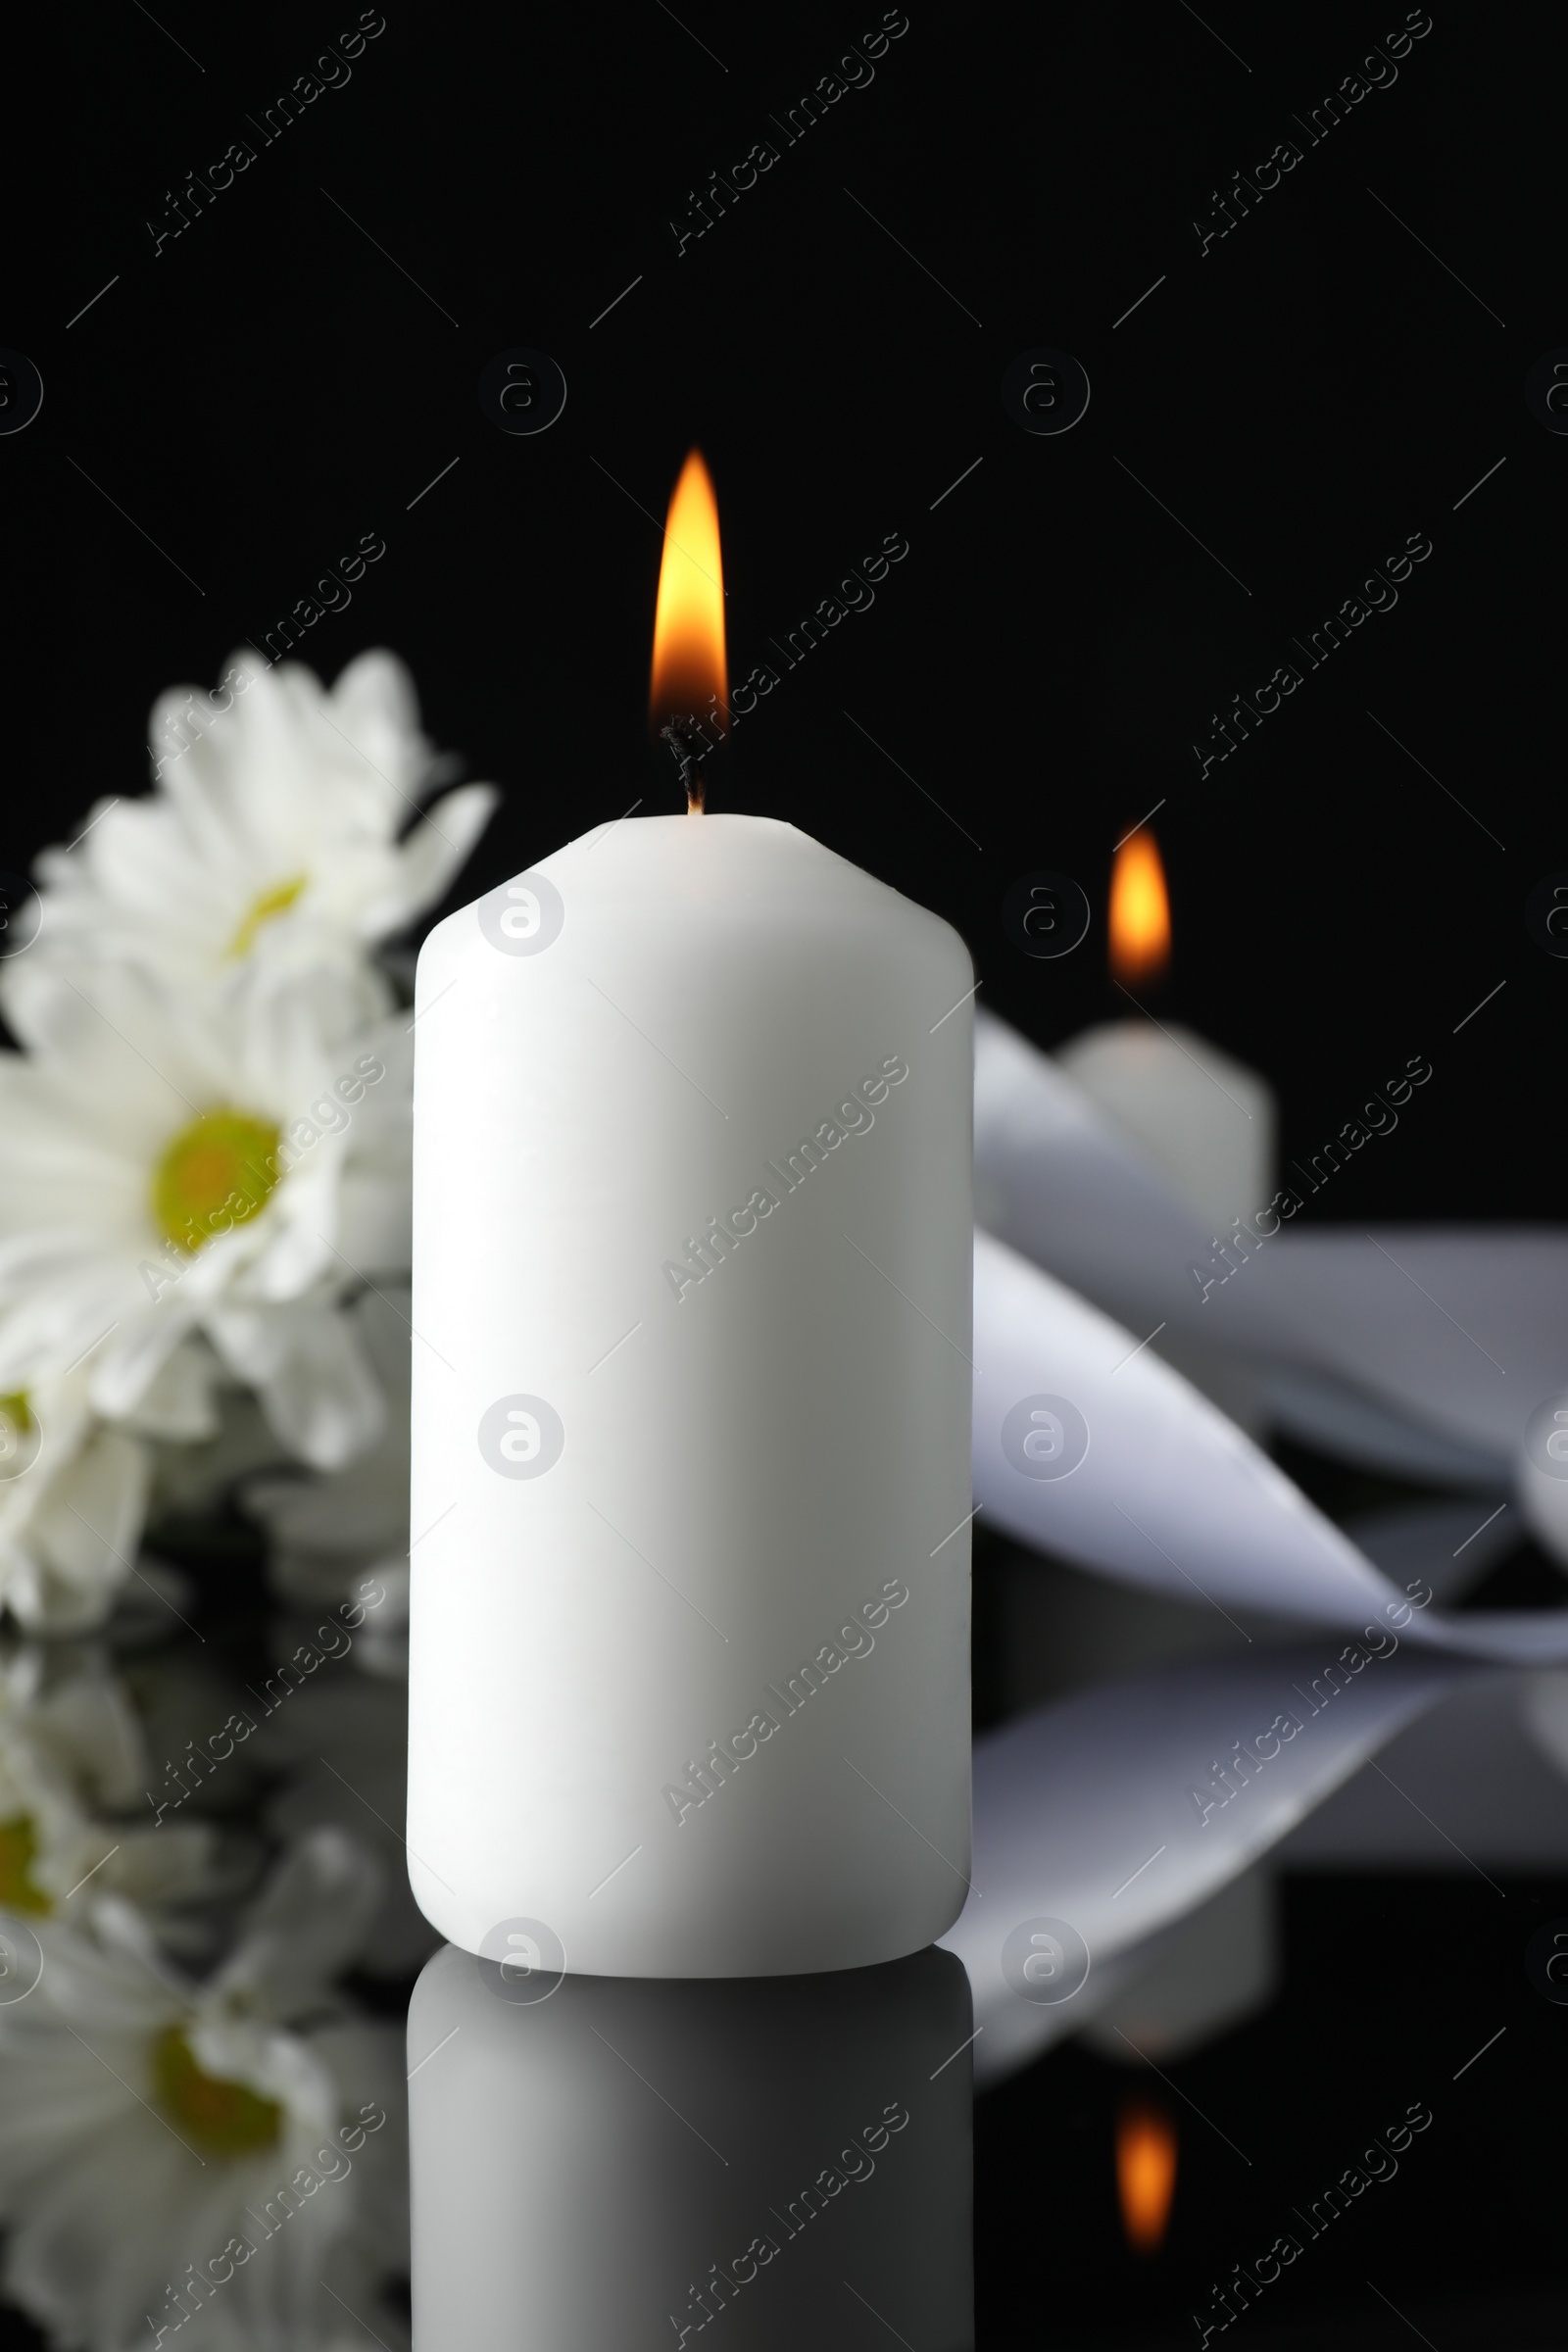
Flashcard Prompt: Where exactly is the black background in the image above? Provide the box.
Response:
[2,0,1562,2342]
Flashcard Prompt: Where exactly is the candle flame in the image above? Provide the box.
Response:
[1108,828,1170,983]
[650,449,727,771]
[1117,2103,1177,2254]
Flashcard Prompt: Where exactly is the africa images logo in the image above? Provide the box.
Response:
[477,869,565,956]
[478,1396,565,1480]
[1000,1394,1090,1481]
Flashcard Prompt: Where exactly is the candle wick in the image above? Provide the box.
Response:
[659,717,709,815]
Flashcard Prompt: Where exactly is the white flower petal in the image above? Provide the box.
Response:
[216,1828,385,2016]
[249,1308,387,1471]
[119,1336,223,1442]
[23,1424,150,1628]
[91,1305,201,1425]
[367,781,500,936]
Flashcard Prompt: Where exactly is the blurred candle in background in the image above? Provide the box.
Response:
[1055,827,1275,1233]
[1054,825,1276,1434]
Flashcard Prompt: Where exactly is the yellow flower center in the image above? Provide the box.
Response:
[0,1815,53,1914]
[151,1109,282,1254]
[0,1392,39,1480]
[152,2026,284,2156]
[0,1392,33,1439]
[226,874,307,959]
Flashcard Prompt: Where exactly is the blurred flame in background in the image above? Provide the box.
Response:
[1108,827,1171,983]
[1117,2102,1177,2253]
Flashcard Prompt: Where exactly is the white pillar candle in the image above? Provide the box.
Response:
[408,813,974,1976]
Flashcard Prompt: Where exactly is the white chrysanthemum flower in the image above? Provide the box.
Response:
[246,1290,410,1672]
[0,1830,406,2352]
[0,959,410,1470]
[146,1384,289,1521]
[17,648,496,989]
[0,1644,219,1931]
[1,1371,151,1632]
[240,1280,419,1971]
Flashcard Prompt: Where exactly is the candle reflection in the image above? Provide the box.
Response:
[1116,2102,1177,2253]
[409,1942,973,2349]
